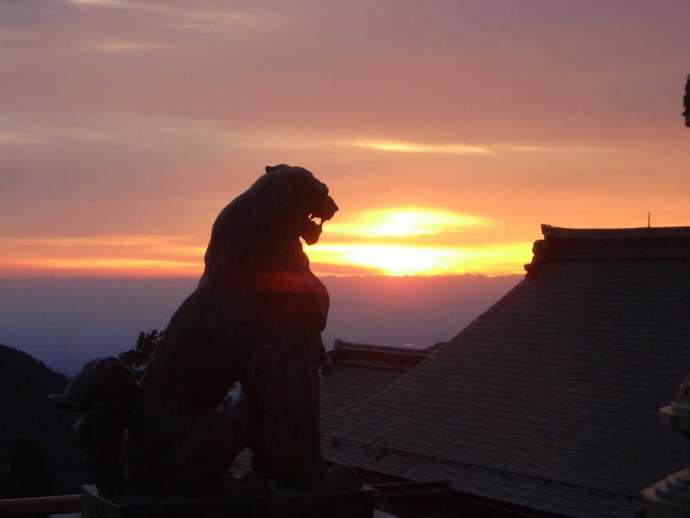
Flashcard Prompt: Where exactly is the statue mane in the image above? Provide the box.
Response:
[201,165,337,284]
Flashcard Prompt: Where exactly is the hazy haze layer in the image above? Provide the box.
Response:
[0,275,520,375]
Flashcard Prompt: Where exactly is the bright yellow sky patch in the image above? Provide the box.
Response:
[307,242,529,276]
[327,207,490,238]
[0,208,527,277]
[308,208,525,275]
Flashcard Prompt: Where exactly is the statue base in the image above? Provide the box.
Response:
[81,483,375,518]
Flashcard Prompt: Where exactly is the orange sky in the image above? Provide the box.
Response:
[1,1,689,277]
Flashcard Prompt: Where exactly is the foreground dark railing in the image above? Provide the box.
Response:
[0,494,81,515]
[0,480,452,516]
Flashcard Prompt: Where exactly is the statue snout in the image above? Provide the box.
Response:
[322,196,338,220]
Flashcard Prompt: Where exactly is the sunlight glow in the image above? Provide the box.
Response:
[327,208,490,238]
[308,242,530,276]
[0,210,525,277]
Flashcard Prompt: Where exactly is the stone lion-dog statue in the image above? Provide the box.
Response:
[52,164,342,497]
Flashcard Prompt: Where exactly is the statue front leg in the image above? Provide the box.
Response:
[244,330,326,489]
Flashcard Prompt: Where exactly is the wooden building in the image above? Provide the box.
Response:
[321,225,690,517]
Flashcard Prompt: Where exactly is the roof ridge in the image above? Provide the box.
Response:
[524,224,690,277]
[542,224,690,238]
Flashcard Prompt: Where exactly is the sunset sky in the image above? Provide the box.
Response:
[2,0,689,277]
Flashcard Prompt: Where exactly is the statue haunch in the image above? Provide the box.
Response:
[52,165,340,496]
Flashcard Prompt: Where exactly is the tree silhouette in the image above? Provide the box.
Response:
[683,74,690,128]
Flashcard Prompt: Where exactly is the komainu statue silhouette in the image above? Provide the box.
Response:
[52,164,341,497]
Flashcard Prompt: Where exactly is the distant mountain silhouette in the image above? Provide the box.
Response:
[0,344,85,499]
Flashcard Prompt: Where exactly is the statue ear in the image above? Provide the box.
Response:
[265,164,290,174]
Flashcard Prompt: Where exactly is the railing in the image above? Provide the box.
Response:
[0,494,81,515]
[0,481,448,516]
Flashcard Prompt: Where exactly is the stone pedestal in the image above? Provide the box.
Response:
[81,484,375,518]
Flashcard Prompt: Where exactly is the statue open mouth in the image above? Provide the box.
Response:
[302,196,338,245]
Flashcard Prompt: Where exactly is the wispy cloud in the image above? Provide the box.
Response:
[0,113,618,160]
[0,116,114,146]
[91,40,166,53]
[168,10,276,35]
[0,133,46,146]
[0,233,205,277]
[0,113,332,153]
[505,144,614,153]
[65,0,152,10]
[345,140,492,155]
[63,0,287,36]
[0,113,227,148]
[342,139,615,156]
[1,257,200,277]
[4,234,198,249]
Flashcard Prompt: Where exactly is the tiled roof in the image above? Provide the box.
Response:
[322,225,690,518]
[321,360,408,418]
[323,340,439,416]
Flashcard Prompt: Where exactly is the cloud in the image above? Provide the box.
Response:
[344,140,492,155]
[506,144,615,153]
[65,0,156,10]
[3,234,199,249]
[0,133,46,146]
[62,0,287,36]
[167,10,276,35]
[90,40,166,53]
[0,257,200,277]
[0,113,226,148]
[11,113,578,162]
[0,113,343,155]
[0,233,205,277]
[342,139,615,156]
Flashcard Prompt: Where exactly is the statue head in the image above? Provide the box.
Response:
[260,164,338,245]
[203,164,338,282]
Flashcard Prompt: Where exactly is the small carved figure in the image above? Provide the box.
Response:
[52,164,340,496]
[50,358,138,498]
